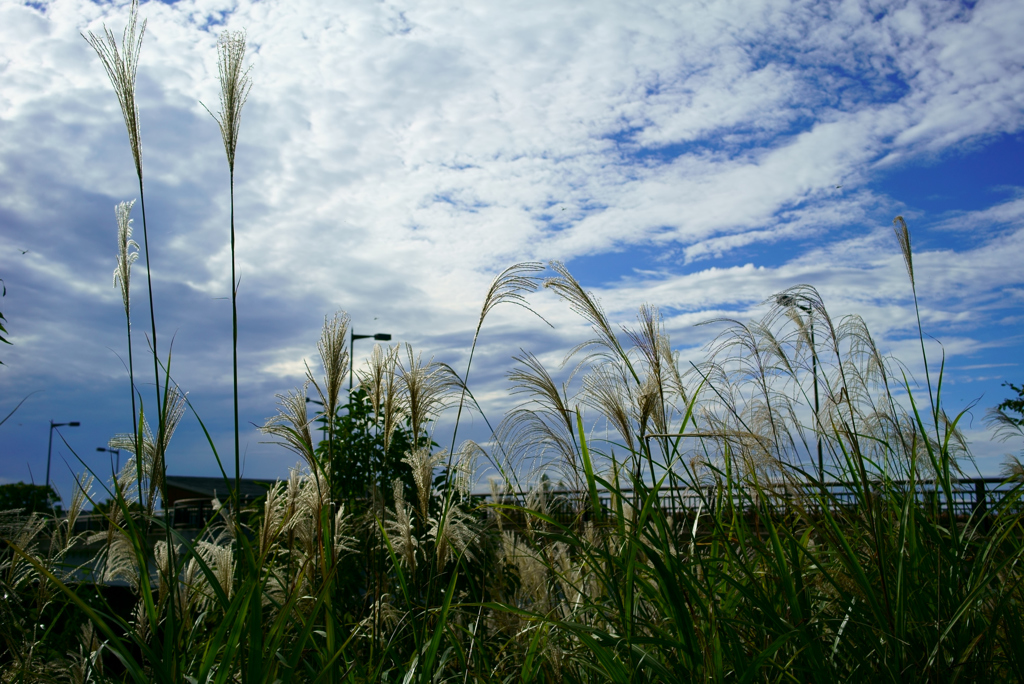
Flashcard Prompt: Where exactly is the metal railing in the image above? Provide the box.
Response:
[25,476,1020,533]
[478,476,1024,527]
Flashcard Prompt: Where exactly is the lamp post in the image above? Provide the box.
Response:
[777,295,823,484]
[97,447,121,474]
[349,331,392,392]
[46,420,80,490]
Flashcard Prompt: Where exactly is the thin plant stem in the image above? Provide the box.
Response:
[205,30,252,511]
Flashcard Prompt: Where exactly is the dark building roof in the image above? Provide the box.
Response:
[164,476,274,506]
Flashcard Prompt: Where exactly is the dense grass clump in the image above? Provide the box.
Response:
[2,4,1024,682]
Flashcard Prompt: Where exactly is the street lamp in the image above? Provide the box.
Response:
[46,420,80,490]
[349,330,392,392]
[777,294,823,483]
[97,447,121,474]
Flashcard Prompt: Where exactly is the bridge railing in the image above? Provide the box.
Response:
[478,476,1024,527]
[37,476,1020,532]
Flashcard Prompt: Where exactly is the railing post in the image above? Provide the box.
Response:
[973,479,987,518]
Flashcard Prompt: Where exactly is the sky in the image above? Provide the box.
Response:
[1,0,1023,505]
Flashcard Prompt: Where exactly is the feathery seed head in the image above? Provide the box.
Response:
[208,31,253,172]
[398,344,455,442]
[84,0,146,180]
[333,503,357,559]
[403,447,444,521]
[544,261,622,363]
[196,540,234,601]
[475,262,547,336]
[429,504,477,567]
[108,388,187,512]
[384,479,418,570]
[258,480,287,556]
[893,215,914,287]
[260,383,316,469]
[452,441,482,499]
[113,200,138,313]
[308,311,350,419]
[358,343,404,454]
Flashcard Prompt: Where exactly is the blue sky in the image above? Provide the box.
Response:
[1,0,1022,504]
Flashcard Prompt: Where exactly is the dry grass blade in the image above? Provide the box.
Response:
[83,0,146,180]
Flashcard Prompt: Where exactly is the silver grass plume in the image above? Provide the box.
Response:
[89,461,141,590]
[476,262,546,329]
[333,503,357,560]
[500,531,547,611]
[131,599,149,643]
[51,473,93,566]
[258,480,288,557]
[113,200,138,314]
[893,215,939,435]
[108,387,186,513]
[451,441,483,500]
[398,344,455,443]
[358,343,403,455]
[359,593,400,635]
[624,303,676,434]
[404,447,444,522]
[497,351,578,483]
[384,479,418,571]
[153,540,177,598]
[260,382,316,468]
[1001,455,1024,481]
[0,510,49,585]
[544,261,625,367]
[196,540,234,601]
[84,0,146,181]
[429,503,477,567]
[206,31,252,173]
[893,215,914,287]
[581,363,636,455]
[448,262,549,461]
[69,621,103,683]
[307,311,350,421]
[986,404,1024,445]
[488,477,506,532]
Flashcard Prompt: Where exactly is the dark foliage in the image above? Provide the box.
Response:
[997,382,1024,426]
[0,482,58,514]
[313,388,420,509]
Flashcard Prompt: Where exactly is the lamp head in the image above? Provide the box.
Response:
[373,333,392,341]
